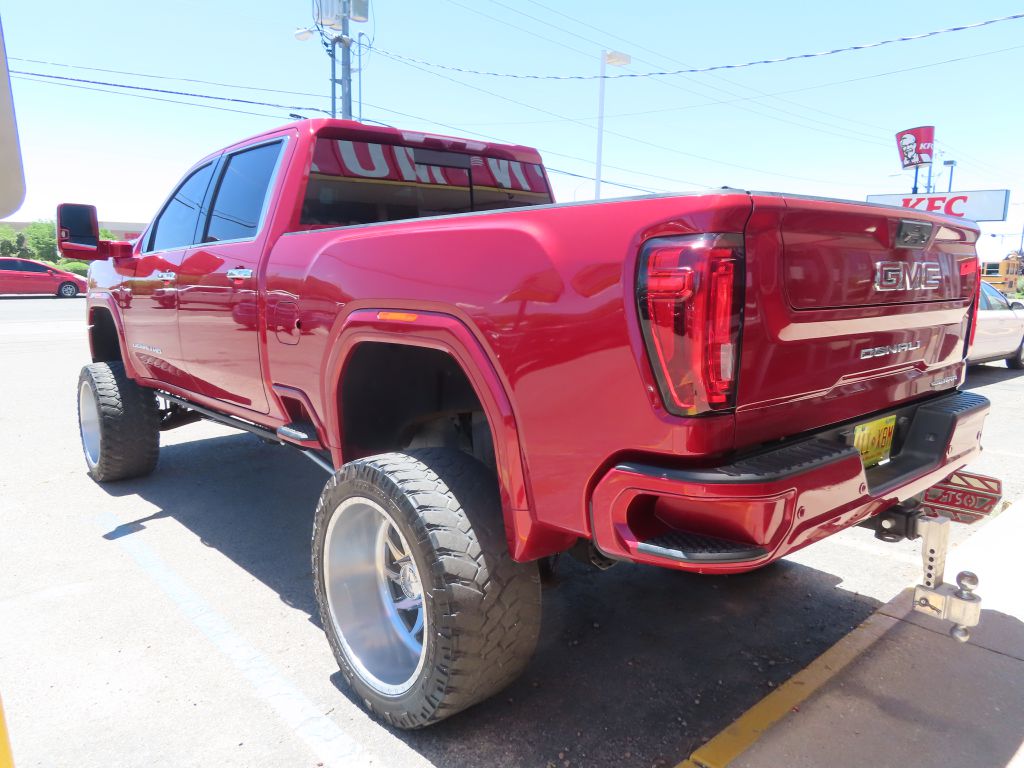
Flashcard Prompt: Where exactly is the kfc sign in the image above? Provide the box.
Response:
[895,126,934,169]
[866,189,1010,222]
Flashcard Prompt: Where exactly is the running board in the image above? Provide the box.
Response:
[276,421,321,449]
[636,531,767,564]
[159,393,334,475]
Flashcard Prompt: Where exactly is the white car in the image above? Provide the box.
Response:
[969,281,1024,368]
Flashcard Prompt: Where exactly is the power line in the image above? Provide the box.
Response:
[456,43,1024,127]
[10,70,330,114]
[370,12,1024,80]
[544,166,660,194]
[442,0,596,62]
[11,75,292,120]
[10,56,333,101]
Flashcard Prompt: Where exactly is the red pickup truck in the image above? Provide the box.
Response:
[60,118,989,728]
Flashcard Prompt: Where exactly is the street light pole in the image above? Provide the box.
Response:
[357,32,369,122]
[594,50,629,200]
[330,36,338,118]
[595,52,607,201]
[340,1,353,120]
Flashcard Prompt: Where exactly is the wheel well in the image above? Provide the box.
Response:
[89,308,122,364]
[339,343,496,471]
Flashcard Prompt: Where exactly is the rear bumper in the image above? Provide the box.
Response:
[590,390,990,574]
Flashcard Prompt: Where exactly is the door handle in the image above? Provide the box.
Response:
[226,268,253,280]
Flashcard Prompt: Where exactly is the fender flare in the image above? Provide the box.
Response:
[321,308,552,560]
[85,294,142,380]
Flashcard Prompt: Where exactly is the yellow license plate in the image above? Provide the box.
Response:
[853,414,897,467]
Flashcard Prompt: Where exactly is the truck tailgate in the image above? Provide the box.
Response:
[733,194,979,448]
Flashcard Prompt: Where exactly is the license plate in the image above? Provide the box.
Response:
[852,414,897,467]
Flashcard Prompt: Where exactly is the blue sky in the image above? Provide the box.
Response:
[2,0,1023,261]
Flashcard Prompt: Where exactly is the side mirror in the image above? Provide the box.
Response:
[57,203,133,261]
[57,202,100,259]
[1011,301,1024,311]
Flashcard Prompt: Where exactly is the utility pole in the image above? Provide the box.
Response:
[297,0,367,120]
[944,159,956,193]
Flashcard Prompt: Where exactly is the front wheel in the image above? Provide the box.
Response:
[57,282,79,298]
[1007,341,1024,370]
[312,449,542,729]
[78,362,160,481]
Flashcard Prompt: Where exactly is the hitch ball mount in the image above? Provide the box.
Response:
[868,506,982,642]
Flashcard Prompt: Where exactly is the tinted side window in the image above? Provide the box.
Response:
[147,163,215,252]
[978,288,992,311]
[0,259,18,271]
[19,261,49,273]
[981,282,1009,311]
[204,142,282,243]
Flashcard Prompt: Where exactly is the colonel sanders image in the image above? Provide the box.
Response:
[899,133,931,167]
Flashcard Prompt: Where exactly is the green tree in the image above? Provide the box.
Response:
[14,233,32,259]
[100,227,116,240]
[21,220,58,263]
[0,224,15,257]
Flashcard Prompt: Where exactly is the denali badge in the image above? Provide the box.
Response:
[860,341,922,359]
[874,261,942,292]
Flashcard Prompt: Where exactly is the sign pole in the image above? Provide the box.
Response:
[912,166,919,195]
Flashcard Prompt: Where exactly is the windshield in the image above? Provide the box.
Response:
[298,137,552,229]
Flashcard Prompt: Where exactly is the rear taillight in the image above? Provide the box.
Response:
[637,233,744,416]
[961,256,980,347]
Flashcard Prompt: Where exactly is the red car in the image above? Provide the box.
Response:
[0,257,87,297]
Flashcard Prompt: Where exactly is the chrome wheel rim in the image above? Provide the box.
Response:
[78,380,100,468]
[323,496,427,695]
[61,283,76,297]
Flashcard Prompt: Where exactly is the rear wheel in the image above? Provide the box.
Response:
[57,282,79,298]
[312,449,541,728]
[77,362,160,482]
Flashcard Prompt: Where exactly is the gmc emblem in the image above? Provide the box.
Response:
[874,261,943,292]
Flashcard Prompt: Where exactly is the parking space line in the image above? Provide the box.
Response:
[676,613,898,768]
[93,508,379,768]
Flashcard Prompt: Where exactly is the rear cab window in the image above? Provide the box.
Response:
[203,140,283,243]
[295,137,552,230]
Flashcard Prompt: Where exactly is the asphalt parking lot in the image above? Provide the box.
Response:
[1,296,1021,768]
